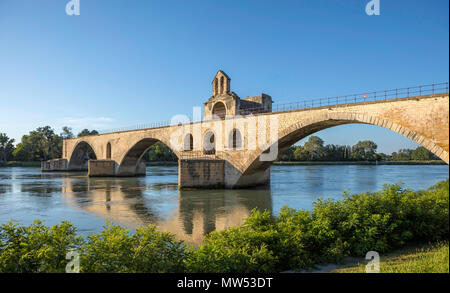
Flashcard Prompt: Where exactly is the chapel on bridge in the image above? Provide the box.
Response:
[204,70,273,120]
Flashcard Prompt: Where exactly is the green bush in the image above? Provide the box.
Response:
[0,221,186,273]
[80,223,186,273]
[187,180,449,272]
[186,210,280,273]
[0,180,448,273]
[0,220,82,273]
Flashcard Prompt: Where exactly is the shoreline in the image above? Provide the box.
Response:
[273,160,446,166]
[1,160,446,168]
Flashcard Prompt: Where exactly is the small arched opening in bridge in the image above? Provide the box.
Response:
[231,113,448,188]
[203,131,216,155]
[106,142,112,159]
[117,138,179,177]
[184,134,194,151]
[68,141,97,171]
[212,102,226,120]
[228,129,242,150]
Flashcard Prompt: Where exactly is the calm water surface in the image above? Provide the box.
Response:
[0,165,448,244]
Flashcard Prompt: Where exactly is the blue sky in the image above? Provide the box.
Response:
[0,0,448,154]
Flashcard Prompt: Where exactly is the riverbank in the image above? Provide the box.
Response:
[145,161,178,166]
[1,160,445,168]
[0,161,41,167]
[274,160,446,165]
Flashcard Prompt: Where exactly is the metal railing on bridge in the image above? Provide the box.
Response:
[240,82,449,114]
[98,81,449,135]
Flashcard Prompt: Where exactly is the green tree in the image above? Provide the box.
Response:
[303,136,325,160]
[293,146,308,161]
[411,146,432,161]
[278,146,296,161]
[12,143,27,161]
[145,142,177,162]
[61,126,74,139]
[392,149,413,161]
[351,140,378,161]
[0,133,15,162]
[13,126,62,161]
[77,129,99,137]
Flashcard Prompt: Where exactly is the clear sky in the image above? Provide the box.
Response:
[0,0,448,154]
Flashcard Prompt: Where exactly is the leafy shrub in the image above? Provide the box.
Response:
[186,210,279,273]
[0,220,82,273]
[187,180,449,272]
[0,180,448,273]
[80,223,186,273]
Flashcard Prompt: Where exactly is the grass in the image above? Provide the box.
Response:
[332,243,449,273]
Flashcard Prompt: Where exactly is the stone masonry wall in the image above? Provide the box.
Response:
[88,160,116,177]
[179,159,225,188]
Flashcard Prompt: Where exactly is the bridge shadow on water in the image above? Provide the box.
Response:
[61,170,273,245]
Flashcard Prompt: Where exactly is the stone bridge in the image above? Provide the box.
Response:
[42,72,449,189]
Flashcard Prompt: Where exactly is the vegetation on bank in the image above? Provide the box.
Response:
[0,161,41,167]
[274,160,446,166]
[331,242,449,273]
[0,180,448,273]
[277,136,441,162]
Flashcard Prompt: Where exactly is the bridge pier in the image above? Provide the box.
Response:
[88,160,116,177]
[178,159,226,188]
[41,159,68,172]
[178,159,270,189]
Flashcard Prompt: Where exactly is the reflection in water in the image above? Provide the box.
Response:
[173,188,272,244]
[0,165,448,245]
[61,175,272,245]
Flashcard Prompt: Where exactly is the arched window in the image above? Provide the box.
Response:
[229,129,242,149]
[220,76,224,94]
[212,102,226,120]
[106,142,112,159]
[184,134,194,151]
[214,78,218,96]
[203,131,215,155]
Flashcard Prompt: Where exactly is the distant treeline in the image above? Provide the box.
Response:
[0,127,97,162]
[0,126,442,163]
[278,136,440,162]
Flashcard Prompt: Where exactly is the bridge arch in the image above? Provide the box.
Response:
[68,140,98,171]
[229,112,448,187]
[116,137,179,176]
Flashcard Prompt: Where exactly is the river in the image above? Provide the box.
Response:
[0,165,448,245]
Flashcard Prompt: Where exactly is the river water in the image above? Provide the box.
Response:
[0,165,448,245]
